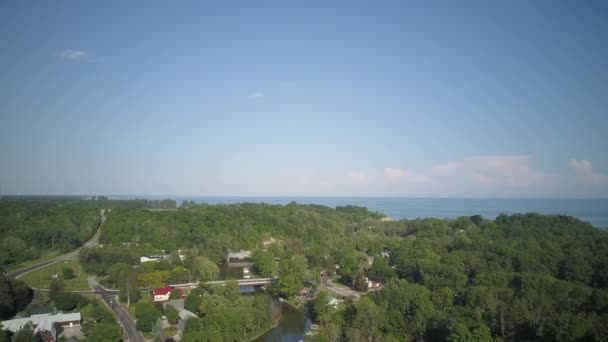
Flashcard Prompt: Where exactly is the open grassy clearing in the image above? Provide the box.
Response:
[20,259,90,291]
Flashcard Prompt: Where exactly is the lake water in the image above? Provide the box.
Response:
[113,196,608,229]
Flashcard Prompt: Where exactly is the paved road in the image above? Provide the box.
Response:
[34,278,141,342]
[88,277,143,342]
[7,209,107,280]
[320,277,361,300]
[5,209,143,342]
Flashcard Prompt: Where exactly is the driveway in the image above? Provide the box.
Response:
[320,277,361,300]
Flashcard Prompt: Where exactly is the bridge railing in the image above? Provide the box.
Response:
[168,277,277,289]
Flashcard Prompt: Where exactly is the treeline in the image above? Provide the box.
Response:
[0,196,177,209]
[85,197,177,209]
[99,202,381,264]
[309,213,608,341]
[0,201,100,268]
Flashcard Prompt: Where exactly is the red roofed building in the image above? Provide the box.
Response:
[152,286,183,302]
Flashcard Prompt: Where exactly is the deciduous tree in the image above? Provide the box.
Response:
[191,257,219,282]
[166,304,179,325]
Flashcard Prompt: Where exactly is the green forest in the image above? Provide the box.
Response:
[98,204,608,341]
[99,203,382,264]
[309,213,608,341]
[0,197,181,269]
[0,201,100,268]
[2,199,608,341]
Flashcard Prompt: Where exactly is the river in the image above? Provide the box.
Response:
[220,264,311,341]
[253,299,311,342]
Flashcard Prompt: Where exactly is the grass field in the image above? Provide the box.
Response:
[19,259,90,291]
[6,250,64,273]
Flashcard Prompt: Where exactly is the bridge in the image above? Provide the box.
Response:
[169,277,276,290]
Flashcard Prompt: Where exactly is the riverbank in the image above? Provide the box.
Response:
[252,296,311,342]
[248,322,279,341]
[249,296,304,341]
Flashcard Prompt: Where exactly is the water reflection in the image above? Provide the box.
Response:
[219,263,247,279]
[253,300,311,342]
[219,264,311,341]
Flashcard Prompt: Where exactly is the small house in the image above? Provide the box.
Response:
[1,312,81,342]
[227,250,252,261]
[140,255,166,263]
[152,286,182,302]
[327,296,338,308]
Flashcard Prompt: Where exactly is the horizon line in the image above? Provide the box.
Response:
[3,194,608,200]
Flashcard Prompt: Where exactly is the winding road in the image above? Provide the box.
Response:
[5,209,145,342]
[7,209,107,280]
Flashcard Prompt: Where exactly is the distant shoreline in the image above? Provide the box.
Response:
[114,196,608,229]
[2,196,607,228]
[3,195,608,200]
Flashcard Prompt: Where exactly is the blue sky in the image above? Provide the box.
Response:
[1,0,607,197]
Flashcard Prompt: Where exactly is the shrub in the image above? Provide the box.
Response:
[165,305,179,325]
[63,267,76,280]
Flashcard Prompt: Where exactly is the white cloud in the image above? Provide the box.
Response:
[248,92,265,99]
[333,155,549,197]
[256,155,560,197]
[350,171,369,184]
[384,167,431,184]
[54,49,89,61]
[433,155,545,187]
[570,159,608,185]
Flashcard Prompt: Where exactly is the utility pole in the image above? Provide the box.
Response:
[126,280,131,310]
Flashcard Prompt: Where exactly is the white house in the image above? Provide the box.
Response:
[152,287,183,302]
[140,255,166,263]
[227,250,252,260]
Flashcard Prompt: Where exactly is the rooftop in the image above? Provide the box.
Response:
[1,312,81,333]
[153,287,174,296]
